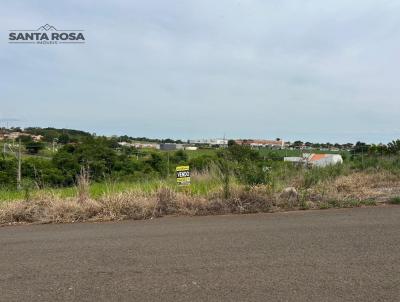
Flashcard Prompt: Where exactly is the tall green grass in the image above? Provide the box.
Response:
[1,154,399,202]
[0,176,225,202]
[303,164,350,188]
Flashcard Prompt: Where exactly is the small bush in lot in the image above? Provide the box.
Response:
[233,185,274,213]
[299,199,311,210]
[155,186,176,216]
[303,164,347,188]
[189,154,217,172]
[236,161,270,186]
[346,200,362,207]
[322,199,377,209]
[360,199,377,206]
[327,199,341,208]
[318,202,330,210]
[216,154,232,199]
[389,196,400,205]
[77,166,90,203]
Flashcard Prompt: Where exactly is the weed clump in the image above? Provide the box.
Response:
[389,196,400,205]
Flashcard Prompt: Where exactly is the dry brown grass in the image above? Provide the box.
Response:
[76,166,91,203]
[305,171,400,204]
[190,168,217,182]
[0,185,274,225]
[1,171,398,226]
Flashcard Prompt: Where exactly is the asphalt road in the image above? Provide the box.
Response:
[1,207,399,302]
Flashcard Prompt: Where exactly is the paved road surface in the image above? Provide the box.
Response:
[1,207,399,301]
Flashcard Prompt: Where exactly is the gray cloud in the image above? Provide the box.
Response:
[1,0,400,143]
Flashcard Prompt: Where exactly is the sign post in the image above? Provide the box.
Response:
[176,165,190,186]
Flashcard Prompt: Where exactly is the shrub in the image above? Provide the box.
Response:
[25,141,45,154]
[189,154,217,172]
[236,161,270,186]
[389,196,400,205]
[0,158,17,187]
[303,164,346,188]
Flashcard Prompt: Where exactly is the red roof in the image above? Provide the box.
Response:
[309,154,327,161]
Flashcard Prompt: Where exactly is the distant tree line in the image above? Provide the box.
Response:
[24,127,92,143]
[1,127,399,190]
[352,140,400,156]
[0,137,190,188]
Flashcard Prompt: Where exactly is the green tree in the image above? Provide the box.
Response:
[58,133,70,144]
[292,141,303,148]
[388,140,400,155]
[171,150,188,164]
[53,137,118,182]
[25,141,45,154]
[228,139,237,147]
[147,153,169,177]
[0,158,17,187]
[227,144,260,162]
[353,142,369,154]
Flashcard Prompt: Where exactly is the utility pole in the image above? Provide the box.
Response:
[361,146,365,169]
[52,138,58,153]
[167,152,170,177]
[17,138,21,190]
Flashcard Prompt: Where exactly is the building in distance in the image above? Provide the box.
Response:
[235,139,287,149]
[284,153,343,167]
[188,139,228,147]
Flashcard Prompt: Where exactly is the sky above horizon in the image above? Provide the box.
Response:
[1,0,400,143]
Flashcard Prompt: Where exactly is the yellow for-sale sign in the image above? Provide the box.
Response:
[176,165,190,186]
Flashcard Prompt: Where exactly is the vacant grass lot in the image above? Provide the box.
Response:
[1,165,399,225]
[1,142,399,225]
[0,173,225,202]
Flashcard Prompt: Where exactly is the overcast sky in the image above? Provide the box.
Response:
[1,0,399,143]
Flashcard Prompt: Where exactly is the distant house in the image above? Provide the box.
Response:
[1,132,43,141]
[308,154,343,167]
[235,139,287,149]
[118,142,160,149]
[31,135,43,142]
[7,132,29,140]
[284,153,343,167]
[188,139,228,147]
[184,146,198,151]
[159,143,184,151]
